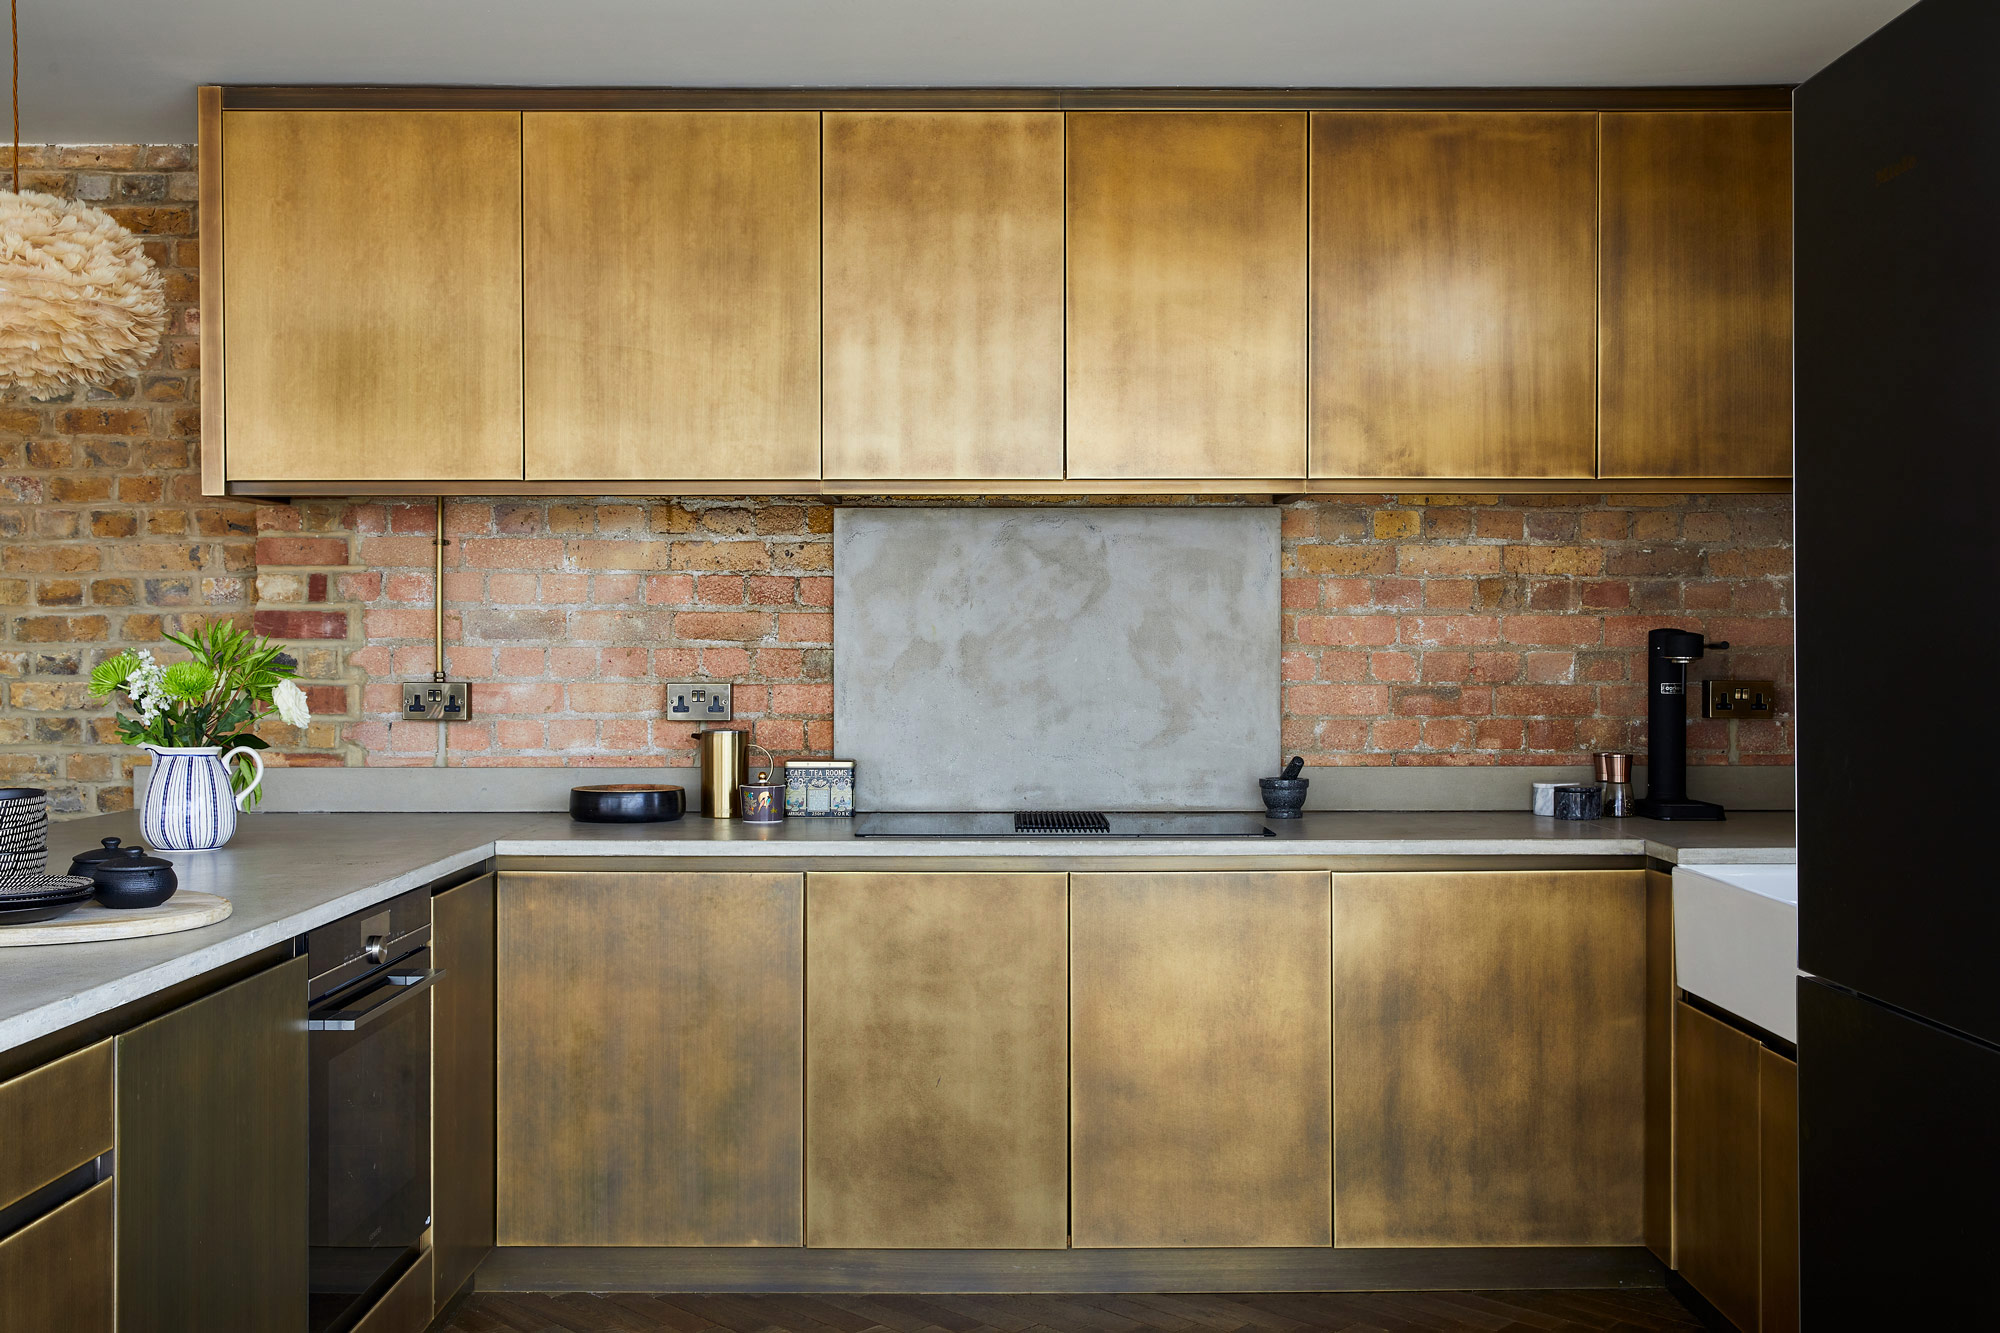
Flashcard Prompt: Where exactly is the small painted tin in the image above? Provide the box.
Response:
[740,771,786,824]
[784,760,854,817]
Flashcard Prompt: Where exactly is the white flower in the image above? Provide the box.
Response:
[272,679,311,729]
[125,650,167,726]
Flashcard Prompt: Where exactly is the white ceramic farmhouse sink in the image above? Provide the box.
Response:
[1673,862,1799,1041]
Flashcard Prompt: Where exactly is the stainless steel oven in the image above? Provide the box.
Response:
[304,888,439,1333]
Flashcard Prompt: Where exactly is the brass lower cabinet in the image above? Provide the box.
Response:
[1069,870,1332,1247]
[496,871,805,1246]
[0,1177,113,1333]
[1759,1047,1800,1333]
[116,957,309,1333]
[805,872,1068,1248]
[1674,1001,1761,1331]
[433,875,496,1303]
[0,1038,113,1212]
[1333,870,1647,1247]
[350,1248,433,1333]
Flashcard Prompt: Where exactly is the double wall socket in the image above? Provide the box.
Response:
[1700,678,1777,720]
[667,682,732,723]
[403,680,473,721]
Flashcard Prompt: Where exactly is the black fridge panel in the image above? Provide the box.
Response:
[1795,0,2000,1045]
[1798,979,2000,1327]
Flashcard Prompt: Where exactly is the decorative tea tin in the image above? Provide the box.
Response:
[740,746,786,825]
[783,760,854,817]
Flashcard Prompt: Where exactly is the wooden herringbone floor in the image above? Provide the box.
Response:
[439,1289,1709,1333]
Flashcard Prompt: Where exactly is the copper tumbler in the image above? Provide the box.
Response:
[696,729,749,818]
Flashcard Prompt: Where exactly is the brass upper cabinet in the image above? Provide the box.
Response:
[1334,870,1646,1247]
[822,113,1066,482]
[1600,112,1793,479]
[495,871,804,1246]
[1070,871,1331,1247]
[523,112,820,481]
[805,872,1068,1248]
[1066,113,1309,480]
[221,111,524,482]
[1310,113,1598,480]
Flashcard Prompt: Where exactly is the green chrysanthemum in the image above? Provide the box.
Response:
[161,660,216,702]
[88,651,142,697]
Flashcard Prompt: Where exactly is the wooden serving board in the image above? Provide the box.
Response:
[0,891,232,947]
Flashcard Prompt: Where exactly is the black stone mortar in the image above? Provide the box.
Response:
[1259,777,1310,819]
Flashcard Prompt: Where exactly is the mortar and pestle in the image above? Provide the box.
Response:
[1259,755,1310,819]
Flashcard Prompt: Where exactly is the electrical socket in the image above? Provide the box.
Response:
[1700,678,1777,720]
[666,682,732,723]
[403,680,473,722]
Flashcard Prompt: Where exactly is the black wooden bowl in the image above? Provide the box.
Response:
[569,784,685,824]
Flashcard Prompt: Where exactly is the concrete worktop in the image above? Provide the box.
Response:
[0,808,1793,1056]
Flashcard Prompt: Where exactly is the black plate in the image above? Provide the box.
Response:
[569,784,686,824]
[0,891,93,925]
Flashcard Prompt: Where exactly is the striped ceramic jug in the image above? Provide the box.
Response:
[139,744,264,852]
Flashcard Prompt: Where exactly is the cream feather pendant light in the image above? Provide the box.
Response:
[0,0,166,394]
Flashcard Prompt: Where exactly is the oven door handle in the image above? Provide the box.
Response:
[307,968,445,1032]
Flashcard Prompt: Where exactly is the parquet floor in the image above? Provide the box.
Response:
[440,1288,1709,1333]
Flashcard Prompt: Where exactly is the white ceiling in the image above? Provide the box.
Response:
[17,0,1918,145]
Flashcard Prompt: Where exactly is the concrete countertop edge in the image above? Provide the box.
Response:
[1,811,1794,1056]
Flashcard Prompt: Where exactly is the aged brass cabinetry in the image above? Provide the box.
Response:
[495,870,805,1246]
[432,874,497,1309]
[1333,870,1648,1247]
[805,871,1069,1248]
[0,1041,115,1333]
[116,957,309,1333]
[205,90,1791,495]
[1673,1000,1799,1333]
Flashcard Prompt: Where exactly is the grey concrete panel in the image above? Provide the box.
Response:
[833,507,1280,811]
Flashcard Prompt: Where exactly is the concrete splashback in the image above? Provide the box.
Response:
[833,507,1280,811]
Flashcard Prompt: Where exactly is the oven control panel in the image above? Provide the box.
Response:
[304,886,432,999]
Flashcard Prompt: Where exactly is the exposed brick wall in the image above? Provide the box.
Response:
[1279,492,1793,767]
[2,147,1793,817]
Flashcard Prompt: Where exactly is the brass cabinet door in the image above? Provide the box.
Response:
[432,874,495,1307]
[1334,870,1646,1247]
[805,872,1068,1248]
[1310,112,1597,480]
[0,1039,111,1212]
[523,112,820,482]
[1070,871,1331,1247]
[496,871,804,1245]
[221,111,523,482]
[1065,113,1309,480]
[116,957,309,1333]
[0,1178,113,1333]
[1673,1001,1762,1331]
[823,112,1065,482]
[1600,111,1793,479]
[1759,1047,1800,1333]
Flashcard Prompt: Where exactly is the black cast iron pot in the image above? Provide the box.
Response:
[70,838,179,909]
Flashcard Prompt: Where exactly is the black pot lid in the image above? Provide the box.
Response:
[89,841,175,874]
[70,837,136,868]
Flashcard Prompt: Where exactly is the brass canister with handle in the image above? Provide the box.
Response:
[696,729,748,818]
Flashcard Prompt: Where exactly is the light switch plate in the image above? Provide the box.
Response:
[403,680,473,722]
[666,682,732,723]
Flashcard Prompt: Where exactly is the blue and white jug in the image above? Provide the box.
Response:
[140,744,265,852]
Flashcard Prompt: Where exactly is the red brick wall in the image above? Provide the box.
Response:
[1,148,1793,815]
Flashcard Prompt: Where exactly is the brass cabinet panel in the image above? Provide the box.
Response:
[350,1248,433,1333]
[823,113,1066,481]
[805,872,1068,1249]
[0,1178,113,1333]
[1600,111,1793,479]
[1070,871,1331,1247]
[524,112,820,481]
[117,957,309,1333]
[1673,1001,1761,1333]
[1334,871,1646,1247]
[433,875,496,1305]
[222,111,523,482]
[1310,112,1597,480]
[0,1038,111,1211]
[496,871,804,1245]
[1759,1048,1799,1333]
[1644,869,1675,1262]
[1066,113,1308,480]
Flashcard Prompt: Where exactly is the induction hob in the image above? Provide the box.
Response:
[851,811,1276,838]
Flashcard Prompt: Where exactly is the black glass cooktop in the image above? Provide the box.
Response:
[851,811,1275,838]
